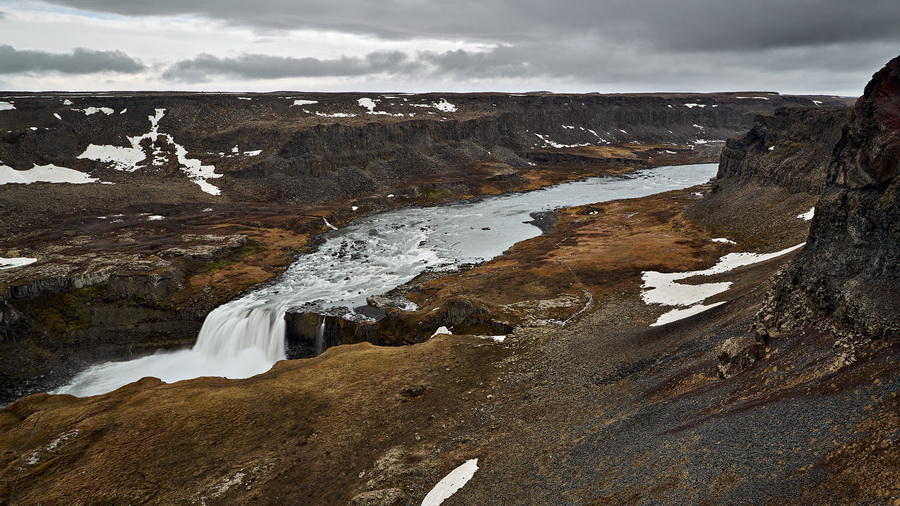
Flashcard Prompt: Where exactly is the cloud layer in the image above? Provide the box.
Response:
[0,45,144,75]
[1,0,898,93]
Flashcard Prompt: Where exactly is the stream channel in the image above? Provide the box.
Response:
[57,163,718,397]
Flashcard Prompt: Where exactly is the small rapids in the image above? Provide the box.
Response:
[56,163,717,397]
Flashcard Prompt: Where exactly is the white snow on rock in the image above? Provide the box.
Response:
[53,113,62,120]
[797,207,815,221]
[812,100,823,106]
[81,107,115,116]
[652,302,727,327]
[534,133,590,149]
[421,459,479,506]
[433,99,457,112]
[0,257,38,270]
[244,150,262,157]
[712,238,737,244]
[0,101,15,111]
[146,215,165,221]
[315,111,356,118]
[642,243,805,326]
[684,103,706,108]
[323,217,338,231]
[768,146,775,151]
[78,108,222,195]
[292,99,318,106]
[431,326,452,337]
[357,97,377,112]
[63,99,73,105]
[0,162,100,185]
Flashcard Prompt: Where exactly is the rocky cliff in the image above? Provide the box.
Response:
[760,56,900,341]
[0,91,850,210]
[717,106,849,194]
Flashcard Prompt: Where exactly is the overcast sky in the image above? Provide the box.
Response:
[0,0,897,95]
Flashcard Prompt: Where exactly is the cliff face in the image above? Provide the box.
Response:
[717,107,848,194]
[762,56,900,340]
[0,91,851,208]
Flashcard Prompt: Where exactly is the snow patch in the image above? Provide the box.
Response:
[768,146,775,151]
[63,99,73,105]
[244,150,262,157]
[53,113,62,120]
[431,326,452,337]
[357,97,377,112]
[292,99,318,106]
[78,109,222,195]
[0,256,38,270]
[433,99,457,112]
[534,133,590,149]
[421,459,479,506]
[81,107,114,116]
[351,206,359,211]
[653,302,727,327]
[0,101,15,111]
[797,207,815,221]
[812,100,822,106]
[146,215,165,221]
[684,103,706,108]
[642,243,805,326]
[323,217,338,231]
[315,111,356,118]
[712,238,737,244]
[1,162,100,185]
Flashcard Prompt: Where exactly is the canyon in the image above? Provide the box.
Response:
[0,58,897,505]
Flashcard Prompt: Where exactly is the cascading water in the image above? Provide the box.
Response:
[314,316,326,356]
[56,163,718,397]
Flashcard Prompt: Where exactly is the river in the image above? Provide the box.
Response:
[56,163,718,397]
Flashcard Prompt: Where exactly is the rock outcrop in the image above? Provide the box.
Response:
[717,106,849,194]
[760,56,900,340]
[685,105,852,250]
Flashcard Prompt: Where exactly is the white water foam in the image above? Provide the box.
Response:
[57,163,718,397]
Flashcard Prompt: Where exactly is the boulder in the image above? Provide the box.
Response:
[717,336,764,379]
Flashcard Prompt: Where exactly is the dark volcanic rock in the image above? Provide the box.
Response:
[717,106,849,194]
[762,55,900,340]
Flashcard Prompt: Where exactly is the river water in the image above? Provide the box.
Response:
[56,163,717,397]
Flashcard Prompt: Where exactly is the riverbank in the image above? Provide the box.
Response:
[9,173,892,504]
[0,143,716,403]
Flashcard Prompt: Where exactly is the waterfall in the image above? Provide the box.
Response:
[193,297,287,362]
[314,316,326,356]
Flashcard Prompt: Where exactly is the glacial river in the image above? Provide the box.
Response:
[57,163,717,397]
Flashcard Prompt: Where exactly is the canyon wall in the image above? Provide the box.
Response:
[0,90,853,402]
[717,106,848,194]
[761,56,900,340]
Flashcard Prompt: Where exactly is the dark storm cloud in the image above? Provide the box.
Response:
[162,51,419,83]
[41,0,900,51]
[0,45,144,74]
